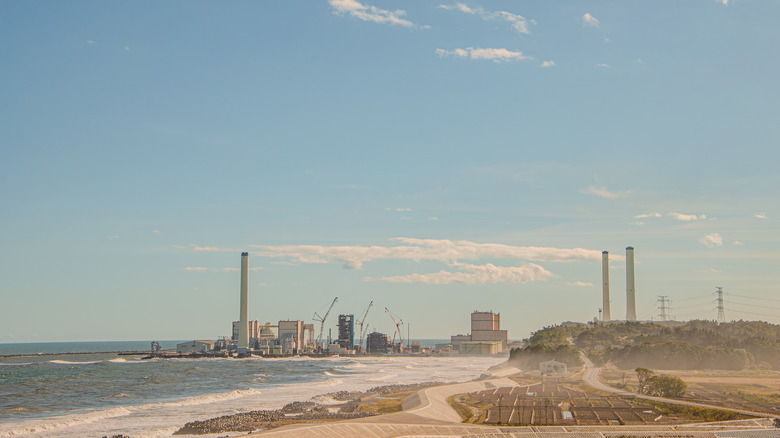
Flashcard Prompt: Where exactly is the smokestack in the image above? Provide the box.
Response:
[602,251,611,322]
[238,252,249,350]
[626,246,637,321]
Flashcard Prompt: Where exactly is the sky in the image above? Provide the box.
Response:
[1,0,779,343]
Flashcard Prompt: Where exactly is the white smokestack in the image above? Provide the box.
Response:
[626,246,637,321]
[239,252,249,349]
[602,251,611,322]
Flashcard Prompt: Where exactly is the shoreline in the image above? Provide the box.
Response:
[1,355,507,438]
[171,382,442,436]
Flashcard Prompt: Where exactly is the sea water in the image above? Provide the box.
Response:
[0,342,504,438]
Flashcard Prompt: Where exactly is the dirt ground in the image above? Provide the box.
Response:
[600,366,780,414]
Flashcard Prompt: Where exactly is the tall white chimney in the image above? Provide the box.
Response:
[626,246,637,321]
[602,251,611,322]
[238,252,249,350]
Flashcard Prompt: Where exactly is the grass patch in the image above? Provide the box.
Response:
[649,401,742,423]
[358,390,415,414]
[447,394,474,422]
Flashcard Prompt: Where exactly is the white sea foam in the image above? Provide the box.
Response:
[47,360,100,365]
[2,355,504,438]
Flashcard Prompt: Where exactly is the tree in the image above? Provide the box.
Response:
[650,375,687,398]
[635,367,655,394]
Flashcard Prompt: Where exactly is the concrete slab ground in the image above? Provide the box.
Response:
[250,365,779,438]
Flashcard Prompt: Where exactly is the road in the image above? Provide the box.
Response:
[581,355,778,419]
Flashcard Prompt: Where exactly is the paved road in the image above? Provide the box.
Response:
[581,355,778,419]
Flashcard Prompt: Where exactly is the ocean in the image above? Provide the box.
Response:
[0,341,505,438]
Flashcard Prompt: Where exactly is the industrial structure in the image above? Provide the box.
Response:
[626,246,637,321]
[601,251,610,322]
[449,311,508,354]
[237,252,250,352]
[337,314,354,350]
[366,331,390,353]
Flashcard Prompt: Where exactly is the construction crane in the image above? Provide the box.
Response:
[385,307,404,353]
[357,300,373,351]
[313,297,338,350]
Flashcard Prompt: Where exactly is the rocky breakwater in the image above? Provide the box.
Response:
[173,401,375,435]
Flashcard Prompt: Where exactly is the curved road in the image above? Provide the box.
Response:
[581,355,777,419]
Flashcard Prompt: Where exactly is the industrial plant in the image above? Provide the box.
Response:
[173,246,645,357]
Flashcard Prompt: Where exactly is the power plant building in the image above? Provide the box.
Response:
[450,311,508,353]
[277,320,305,354]
[366,331,390,353]
[337,314,355,350]
[232,320,260,341]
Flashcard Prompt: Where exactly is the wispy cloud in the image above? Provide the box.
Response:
[634,212,662,219]
[436,47,532,63]
[386,207,413,212]
[597,63,610,68]
[183,267,208,271]
[700,233,723,248]
[86,40,96,45]
[108,235,119,240]
[716,0,729,5]
[540,60,556,68]
[368,262,552,285]
[567,281,594,287]
[754,213,769,219]
[583,13,599,28]
[733,240,744,246]
[428,216,440,221]
[329,0,416,28]
[585,185,631,200]
[249,238,601,270]
[438,3,533,34]
[668,212,707,221]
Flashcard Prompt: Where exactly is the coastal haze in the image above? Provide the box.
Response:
[2,1,780,437]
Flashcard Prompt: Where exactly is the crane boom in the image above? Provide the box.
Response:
[357,300,373,350]
[313,297,338,348]
[384,307,404,353]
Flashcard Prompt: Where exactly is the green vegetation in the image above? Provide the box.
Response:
[635,368,687,398]
[447,395,474,422]
[651,401,741,423]
[509,343,583,369]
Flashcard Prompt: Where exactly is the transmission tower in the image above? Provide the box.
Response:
[656,295,671,321]
[715,287,725,323]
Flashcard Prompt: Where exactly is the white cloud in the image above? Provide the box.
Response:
[754,213,769,219]
[329,0,415,27]
[124,46,130,51]
[668,212,706,221]
[249,238,602,270]
[369,262,552,285]
[438,3,532,34]
[436,47,532,63]
[108,235,119,240]
[86,40,96,45]
[540,60,556,68]
[428,217,440,221]
[732,240,744,246]
[634,212,662,219]
[585,185,631,199]
[183,267,208,271]
[633,221,645,226]
[386,207,413,212]
[597,63,610,68]
[716,0,729,5]
[220,267,239,272]
[194,246,234,252]
[700,233,723,248]
[152,230,161,234]
[583,13,599,28]
[567,281,594,287]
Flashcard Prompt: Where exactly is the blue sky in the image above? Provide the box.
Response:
[2,0,778,343]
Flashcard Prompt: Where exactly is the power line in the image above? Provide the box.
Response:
[725,292,780,303]
[725,301,780,311]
